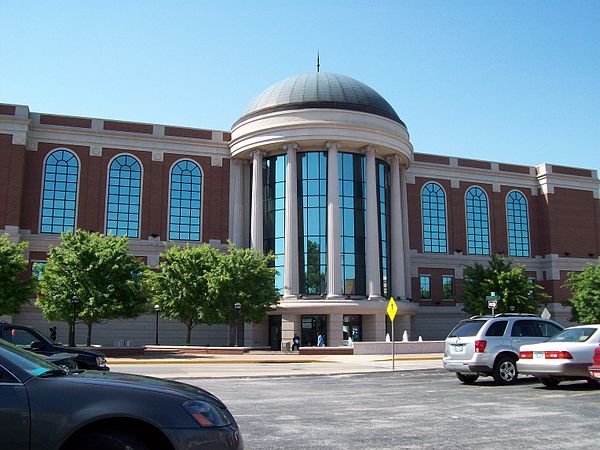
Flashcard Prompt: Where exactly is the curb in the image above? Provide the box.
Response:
[107,355,443,365]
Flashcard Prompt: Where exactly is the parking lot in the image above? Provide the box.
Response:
[184,369,600,449]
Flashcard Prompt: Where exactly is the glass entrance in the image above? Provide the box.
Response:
[343,315,362,346]
[301,315,327,346]
[268,315,282,351]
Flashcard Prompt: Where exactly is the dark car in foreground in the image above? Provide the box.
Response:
[0,339,243,450]
[0,321,108,370]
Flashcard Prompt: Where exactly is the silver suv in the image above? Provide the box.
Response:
[443,314,563,385]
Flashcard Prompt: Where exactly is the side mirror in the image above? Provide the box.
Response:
[30,341,44,351]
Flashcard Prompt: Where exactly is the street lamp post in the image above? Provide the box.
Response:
[234,302,242,347]
[70,295,79,347]
[154,304,161,346]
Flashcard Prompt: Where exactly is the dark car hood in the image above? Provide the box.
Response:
[58,371,224,406]
[50,345,105,358]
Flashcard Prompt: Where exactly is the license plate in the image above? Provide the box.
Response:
[454,344,464,353]
[534,352,544,359]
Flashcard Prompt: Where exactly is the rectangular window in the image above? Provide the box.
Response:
[420,275,431,299]
[442,275,454,299]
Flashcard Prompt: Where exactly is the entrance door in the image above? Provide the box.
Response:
[301,315,327,346]
[268,315,282,351]
[343,315,362,345]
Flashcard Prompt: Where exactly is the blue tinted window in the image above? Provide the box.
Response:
[106,155,141,237]
[339,153,366,296]
[376,160,391,297]
[422,183,447,253]
[298,152,327,295]
[420,275,431,299]
[40,149,79,233]
[169,160,202,241]
[466,187,490,255]
[263,155,286,292]
[507,191,530,257]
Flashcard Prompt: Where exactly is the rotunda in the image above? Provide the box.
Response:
[229,72,417,348]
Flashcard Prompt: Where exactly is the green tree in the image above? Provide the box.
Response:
[215,244,280,346]
[564,259,600,324]
[462,254,549,316]
[151,244,223,345]
[36,231,150,346]
[0,234,35,316]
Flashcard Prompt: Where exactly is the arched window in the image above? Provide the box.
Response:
[40,149,79,233]
[465,186,490,255]
[421,182,447,253]
[506,190,530,257]
[169,160,202,241]
[106,155,142,237]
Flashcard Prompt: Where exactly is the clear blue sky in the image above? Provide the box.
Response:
[1,1,598,170]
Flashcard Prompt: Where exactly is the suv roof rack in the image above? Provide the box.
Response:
[468,315,494,320]
[494,313,539,317]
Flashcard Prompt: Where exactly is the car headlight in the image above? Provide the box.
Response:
[96,356,107,367]
[183,401,231,427]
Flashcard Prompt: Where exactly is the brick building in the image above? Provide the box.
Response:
[1,72,598,348]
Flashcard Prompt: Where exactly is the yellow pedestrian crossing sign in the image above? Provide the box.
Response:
[387,297,398,322]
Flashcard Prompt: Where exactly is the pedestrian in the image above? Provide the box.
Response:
[291,334,300,351]
[317,333,325,347]
[49,326,57,341]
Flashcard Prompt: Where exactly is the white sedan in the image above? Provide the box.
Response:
[517,324,600,388]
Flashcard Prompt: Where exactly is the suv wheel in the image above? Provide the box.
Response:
[456,373,479,384]
[492,355,518,385]
[539,377,560,388]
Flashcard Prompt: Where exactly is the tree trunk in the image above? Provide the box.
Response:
[86,321,93,346]
[68,321,74,347]
[185,318,192,346]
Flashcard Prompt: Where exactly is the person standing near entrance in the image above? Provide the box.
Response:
[317,333,325,347]
[291,334,300,351]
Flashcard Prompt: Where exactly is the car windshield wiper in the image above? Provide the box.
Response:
[38,368,69,377]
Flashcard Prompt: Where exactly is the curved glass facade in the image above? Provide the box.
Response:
[297,151,327,295]
[376,160,391,298]
[40,149,79,233]
[106,155,142,237]
[169,160,202,241]
[507,190,530,257]
[465,186,490,255]
[263,154,286,292]
[422,182,447,253]
[339,152,366,296]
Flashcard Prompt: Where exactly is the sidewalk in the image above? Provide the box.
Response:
[107,352,443,365]
[105,350,444,379]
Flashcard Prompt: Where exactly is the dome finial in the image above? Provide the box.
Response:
[317,51,320,72]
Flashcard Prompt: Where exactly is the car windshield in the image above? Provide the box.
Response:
[448,320,486,338]
[547,327,598,343]
[0,338,59,377]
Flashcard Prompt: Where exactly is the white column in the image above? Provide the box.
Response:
[326,142,343,298]
[365,146,381,299]
[250,150,264,253]
[283,143,299,298]
[390,155,406,298]
[229,158,244,248]
[400,165,412,298]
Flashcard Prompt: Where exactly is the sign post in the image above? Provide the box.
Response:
[387,297,398,370]
[486,292,501,315]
